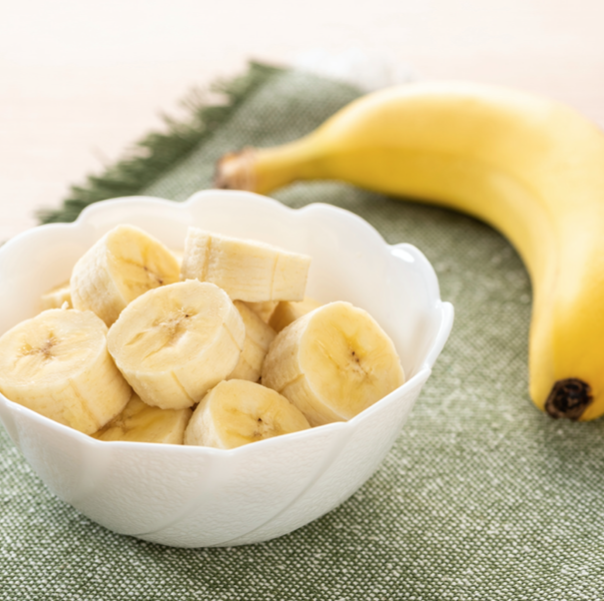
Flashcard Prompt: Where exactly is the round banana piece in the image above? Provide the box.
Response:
[262,301,405,426]
[184,379,310,449]
[268,297,322,333]
[0,309,131,434]
[107,280,245,410]
[71,224,180,326]
[244,301,278,323]
[40,281,72,311]
[180,227,311,302]
[170,248,184,267]
[228,301,277,382]
[93,393,192,444]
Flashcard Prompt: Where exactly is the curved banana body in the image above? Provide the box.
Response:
[216,81,604,421]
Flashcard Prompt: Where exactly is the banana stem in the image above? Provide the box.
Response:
[214,138,320,194]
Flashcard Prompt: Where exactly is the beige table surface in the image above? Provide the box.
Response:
[1,0,603,242]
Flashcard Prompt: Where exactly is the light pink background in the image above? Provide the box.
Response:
[2,0,603,241]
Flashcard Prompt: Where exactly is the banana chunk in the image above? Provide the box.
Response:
[170,248,184,267]
[180,227,311,302]
[184,379,310,449]
[262,301,405,426]
[0,309,131,434]
[244,300,278,323]
[268,297,322,333]
[107,280,245,410]
[71,224,180,326]
[40,281,72,311]
[93,393,192,444]
[229,301,277,382]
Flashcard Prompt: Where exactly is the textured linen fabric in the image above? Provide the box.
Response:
[2,66,604,600]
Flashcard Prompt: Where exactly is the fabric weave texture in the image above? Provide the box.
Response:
[2,63,604,601]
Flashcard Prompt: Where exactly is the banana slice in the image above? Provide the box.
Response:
[71,224,180,326]
[245,301,278,323]
[184,379,310,449]
[261,301,405,426]
[0,309,131,434]
[228,301,277,382]
[107,280,245,410]
[268,297,322,333]
[180,227,311,302]
[170,249,184,267]
[40,281,72,311]
[93,393,192,444]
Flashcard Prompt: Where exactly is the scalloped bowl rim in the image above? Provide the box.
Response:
[0,190,453,458]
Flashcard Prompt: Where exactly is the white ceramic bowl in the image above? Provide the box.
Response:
[0,191,453,548]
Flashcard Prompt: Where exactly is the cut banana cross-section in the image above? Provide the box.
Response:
[229,301,277,382]
[93,393,192,444]
[40,281,72,311]
[184,379,310,449]
[71,224,180,326]
[244,301,278,323]
[170,249,184,267]
[262,301,405,426]
[0,309,131,434]
[107,280,245,410]
[269,297,322,333]
[180,227,311,302]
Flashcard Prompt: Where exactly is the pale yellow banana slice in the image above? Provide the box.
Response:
[40,281,72,311]
[268,297,322,333]
[170,249,184,267]
[93,393,192,444]
[262,301,405,426]
[228,301,277,382]
[244,300,278,323]
[184,379,310,449]
[180,227,311,302]
[0,309,131,434]
[71,224,180,326]
[107,280,245,410]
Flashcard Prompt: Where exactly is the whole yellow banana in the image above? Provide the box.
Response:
[215,81,604,421]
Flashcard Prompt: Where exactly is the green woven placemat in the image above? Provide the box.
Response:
[3,62,604,600]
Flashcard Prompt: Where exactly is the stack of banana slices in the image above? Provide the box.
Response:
[0,224,406,449]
